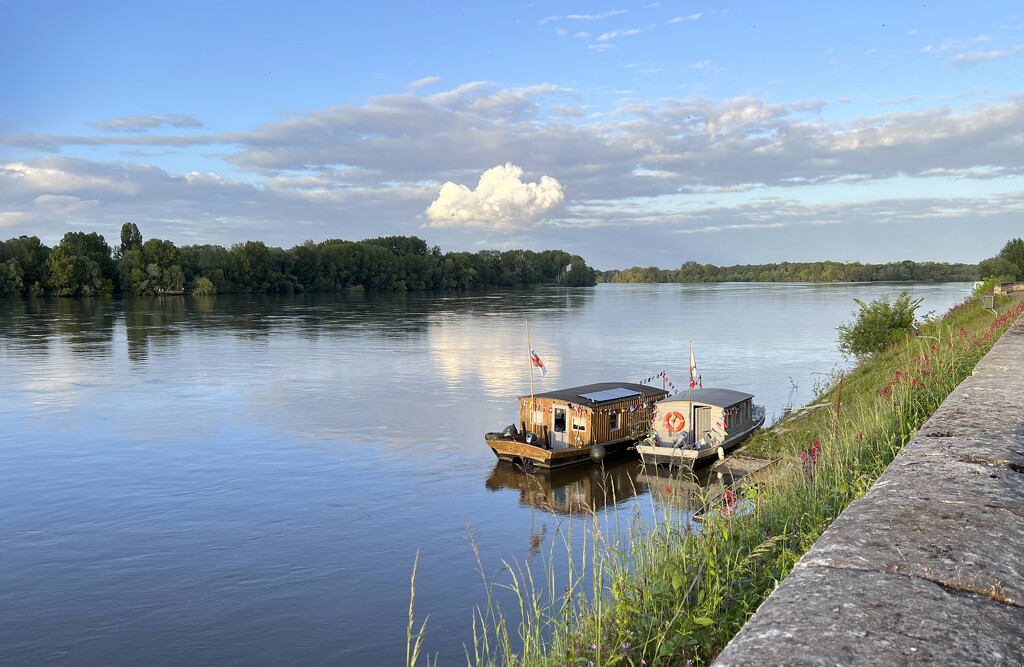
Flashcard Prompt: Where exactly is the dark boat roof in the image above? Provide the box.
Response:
[520,382,668,406]
[659,387,754,408]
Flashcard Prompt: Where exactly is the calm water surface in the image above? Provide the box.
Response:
[0,283,971,664]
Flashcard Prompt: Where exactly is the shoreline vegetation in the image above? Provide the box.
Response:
[3,228,1021,300]
[601,260,977,284]
[599,238,1023,285]
[0,223,597,298]
[415,287,1022,667]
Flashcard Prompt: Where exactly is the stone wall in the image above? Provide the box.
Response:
[995,282,1024,295]
[714,311,1024,665]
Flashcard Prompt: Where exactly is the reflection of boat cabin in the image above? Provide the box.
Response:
[484,459,644,514]
[654,388,755,446]
[520,383,668,449]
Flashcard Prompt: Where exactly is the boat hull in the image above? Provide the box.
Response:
[636,414,765,469]
[485,435,637,470]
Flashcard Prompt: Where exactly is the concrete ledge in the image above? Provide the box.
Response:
[715,311,1024,666]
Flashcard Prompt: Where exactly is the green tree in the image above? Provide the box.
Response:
[162,264,186,292]
[997,238,1024,280]
[0,258,25,296]
[119,222,143,256]
[191,276,216,295]
[977,255,1019,281]
[57,231,116,284]
[118,247,152,294]
[227,241,272,292]
[143,238,180,269]
[45,246,103,296]
[837,291,923,358]
[3,235,50,289]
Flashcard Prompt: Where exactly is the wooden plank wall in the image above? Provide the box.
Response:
[518,393,666,447]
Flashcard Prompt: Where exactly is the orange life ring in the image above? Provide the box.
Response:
[663,411,686,433]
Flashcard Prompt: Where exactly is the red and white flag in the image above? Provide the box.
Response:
[689,343,699,388]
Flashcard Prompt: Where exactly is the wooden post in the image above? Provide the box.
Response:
[812,371,843,441]
[834,377,843,440]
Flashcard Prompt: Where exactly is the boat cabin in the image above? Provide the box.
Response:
[651,388,756,449]
[518,382,669,450]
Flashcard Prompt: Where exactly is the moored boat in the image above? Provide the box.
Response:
[485,382,669,470]
[636,388,765,469]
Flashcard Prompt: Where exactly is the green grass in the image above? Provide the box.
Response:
[419,293,1022,667]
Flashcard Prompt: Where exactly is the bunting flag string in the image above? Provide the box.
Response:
[636,370,681,395]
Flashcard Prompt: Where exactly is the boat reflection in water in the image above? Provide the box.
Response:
[639,452,782,516]
[485,456,648,515]
[638,464,734,511]
[486,451,781,516]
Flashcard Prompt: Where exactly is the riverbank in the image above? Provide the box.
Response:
[715,298,1024,664]
[462,292,1024,667]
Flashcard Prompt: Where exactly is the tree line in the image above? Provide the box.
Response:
[0,223,598,297]
[977,238,1024,283]
[602,259,982,284]
[602,238,1024,285]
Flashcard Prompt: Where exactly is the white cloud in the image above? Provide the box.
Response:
[567,10,627,21]
[408,76,442,91]
[424,163,564,230]
[32,194,99,215]
[668,13,701,23]
[597,28,641,42]
[1,161,141,195]
[540,10,627,25]
[0,211,29,228]
[90,114,202,132]
[952,45,1024,65]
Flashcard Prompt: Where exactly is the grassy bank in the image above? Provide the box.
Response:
[440,293,1023,667]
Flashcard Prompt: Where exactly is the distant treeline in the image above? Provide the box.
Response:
[601,259,980,284]
[0,223,597,297]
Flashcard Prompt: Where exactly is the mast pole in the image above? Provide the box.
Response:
[527,320,535,406]
[689,340,694,444]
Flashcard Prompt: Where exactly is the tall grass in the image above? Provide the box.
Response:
[454,295,1022,666]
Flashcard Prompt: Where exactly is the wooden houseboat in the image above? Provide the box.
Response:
[636,388,765,469]
[485,382,669,470]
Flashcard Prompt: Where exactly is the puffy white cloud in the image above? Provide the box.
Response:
[424,163,564,230]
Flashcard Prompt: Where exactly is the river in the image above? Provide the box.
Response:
[0,282,971,664]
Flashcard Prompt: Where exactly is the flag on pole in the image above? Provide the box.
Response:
[530,349,547,377]
[689,343,698,388]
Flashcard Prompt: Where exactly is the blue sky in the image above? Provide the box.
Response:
[2,1,1022,269]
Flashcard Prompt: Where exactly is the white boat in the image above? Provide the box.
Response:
[635,388,765,469]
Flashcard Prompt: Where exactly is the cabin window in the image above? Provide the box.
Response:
[609,413,619,431]
[531,410,544,426]
[572,416,586,432]
[553,409,566,433]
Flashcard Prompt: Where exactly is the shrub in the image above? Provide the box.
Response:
[836,291,922,359]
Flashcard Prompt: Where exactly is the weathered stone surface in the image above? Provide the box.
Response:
[799,456,1024,605]
[714,567,1024,666]
[714,312,1024,666]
